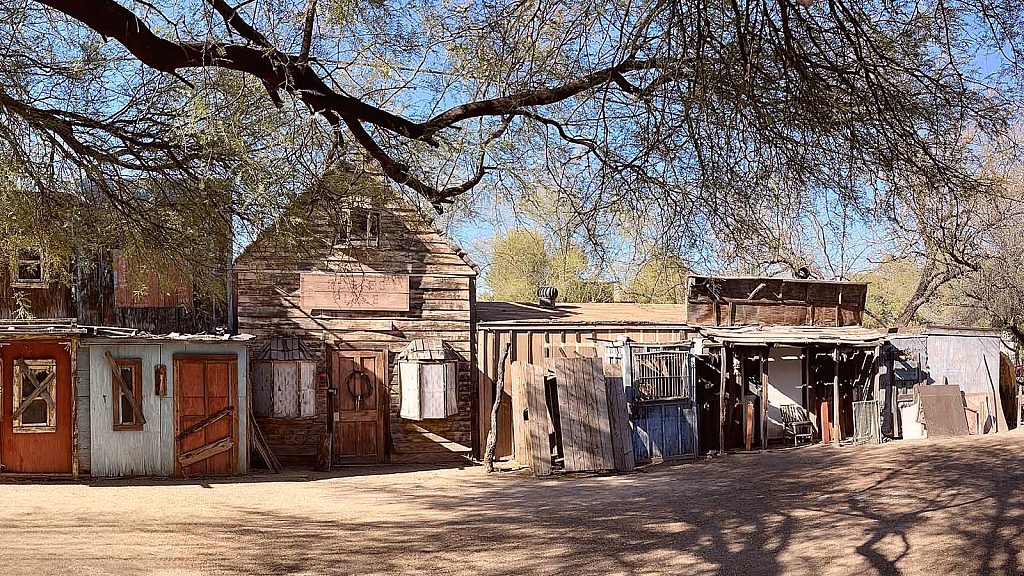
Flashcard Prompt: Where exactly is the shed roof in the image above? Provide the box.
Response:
[887,325,1005,338]
[688,275,869,287]
[477,302,691,327]
[698,325,887,347]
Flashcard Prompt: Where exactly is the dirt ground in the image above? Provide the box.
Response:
[1,430,1022,576]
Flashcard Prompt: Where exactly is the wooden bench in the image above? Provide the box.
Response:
[780,404,814,446]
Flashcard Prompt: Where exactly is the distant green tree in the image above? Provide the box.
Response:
[623,254,690,303]
[482,229,611,302]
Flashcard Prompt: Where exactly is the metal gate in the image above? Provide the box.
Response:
[623,342,697,462]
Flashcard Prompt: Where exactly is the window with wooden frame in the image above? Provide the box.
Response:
[12,359,57,433]
[337,207,381,248]
[12,246,46,288]
[112,358,144,430]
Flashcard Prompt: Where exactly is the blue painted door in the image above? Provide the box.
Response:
[624,343,697,462]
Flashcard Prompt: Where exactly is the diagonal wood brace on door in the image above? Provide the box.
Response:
[12,359,56,421]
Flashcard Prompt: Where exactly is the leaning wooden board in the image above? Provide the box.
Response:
[553,358,615,472]
[916,384,970,438]
[603,361,635,472]
[509,361,552,475]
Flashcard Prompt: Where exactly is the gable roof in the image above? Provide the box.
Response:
[233,174,477,275]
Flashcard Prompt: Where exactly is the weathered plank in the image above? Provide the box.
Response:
[510,361,530,467]
[554,358,616,472]
[273,362,299,418]
[603,361,634,472]
[178,437,235,468]
[175,406,234,442]
[523,362,552,476]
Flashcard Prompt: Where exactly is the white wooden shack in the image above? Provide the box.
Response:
[78,330,252,477]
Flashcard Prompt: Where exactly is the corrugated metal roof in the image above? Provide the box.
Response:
[477,302,691,326]
[699,325,887,347]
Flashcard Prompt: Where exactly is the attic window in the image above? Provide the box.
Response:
[13,247,45,287]
[338,208,380,248]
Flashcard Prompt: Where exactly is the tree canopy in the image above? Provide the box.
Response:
[3,0,1024,333]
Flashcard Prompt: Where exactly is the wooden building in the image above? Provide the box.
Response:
[78,331,250,477]
[687,276,868,327]
[696,325,887,452]
[2,238,243,477]
[476,302,695,461]
[1,248,224,333]
[234,187,479,465]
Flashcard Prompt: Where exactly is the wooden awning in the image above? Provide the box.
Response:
[698,325,886,347]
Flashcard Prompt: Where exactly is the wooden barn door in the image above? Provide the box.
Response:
[1,341,73,473]
[332,350,387,464]
[174,355,238,476]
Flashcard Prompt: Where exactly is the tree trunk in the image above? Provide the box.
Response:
[483,342,512,473]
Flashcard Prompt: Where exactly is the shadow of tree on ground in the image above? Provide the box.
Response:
[0,431,1021,575]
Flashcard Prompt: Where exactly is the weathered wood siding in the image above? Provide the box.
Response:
[236,201,477,463]
[76,345,92,475]
[477,325,696,460]
[84,341,248,477]
[686,277,867,327]
[1,252,225,333]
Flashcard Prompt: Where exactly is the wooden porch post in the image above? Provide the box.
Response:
[761,345,770,451]
[873,345,882,403]
[833,346,841,445]
[719,347,727,454]
[740,351,748,450]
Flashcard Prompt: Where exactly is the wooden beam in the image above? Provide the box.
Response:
[175,406,234,441]
[104,351,146,425]
[833,347,840,445]
[178,437,235,468]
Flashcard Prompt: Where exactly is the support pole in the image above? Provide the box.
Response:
[739,352,748,449]
[761,346,770,451]
[833,346,841,445]
[719,347,727,454]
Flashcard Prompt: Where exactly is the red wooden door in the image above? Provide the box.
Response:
[1,341,73,473]
[332,351,387,464]
[175,355,238,476]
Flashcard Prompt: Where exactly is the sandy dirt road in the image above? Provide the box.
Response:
[0,429,1021,575]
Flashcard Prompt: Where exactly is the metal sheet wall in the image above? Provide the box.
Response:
[476,325,695,460]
